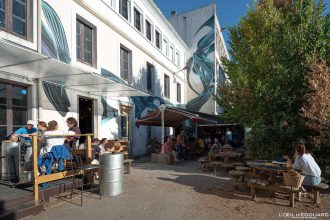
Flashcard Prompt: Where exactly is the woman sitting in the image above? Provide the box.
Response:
[209,138,222,159]
[39,120,75,157]
[285,139,321,186]
[162,137,178,163]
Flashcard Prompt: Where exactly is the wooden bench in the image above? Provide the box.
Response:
[229,170,246,189]
[210,161,223,174]
[123,159,133,174]
[304,183,329,204]
[247,179,300,207]
[198,158,210,171]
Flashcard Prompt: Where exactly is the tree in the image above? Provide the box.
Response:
[216,0,330,159]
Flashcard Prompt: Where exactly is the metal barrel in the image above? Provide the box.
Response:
[99,153,124,196]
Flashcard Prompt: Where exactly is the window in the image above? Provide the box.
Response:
[0,82,28,143]
[146,20,151,41]
[146,63,153,93]
[0,0,32,40]
[155,30,161,49]
[176,52,180,66]
[119,0,128,20]
[177,83,181,103]
[163,38,168,56]
[170,46,174,62]
[164,74,170,98]
[76,20,95,66]
[120,116,128,138]
[134,8,141,32]
[120,45,132,83]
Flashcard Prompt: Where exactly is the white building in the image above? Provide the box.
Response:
[169,3,229,114]
[0,0,228,156]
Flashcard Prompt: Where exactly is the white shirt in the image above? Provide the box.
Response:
[39,130,75,156]
[292,154,321,177]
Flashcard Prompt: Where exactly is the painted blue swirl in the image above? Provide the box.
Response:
[186,16,215,112]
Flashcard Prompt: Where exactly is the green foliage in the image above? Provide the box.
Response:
[217,0,330,160]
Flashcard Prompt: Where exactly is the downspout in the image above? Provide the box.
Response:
[160,104,165,145]
[36,0,42,121]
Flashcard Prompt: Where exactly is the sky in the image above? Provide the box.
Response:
[155,0,330,52]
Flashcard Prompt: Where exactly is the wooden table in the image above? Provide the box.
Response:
[214,152,242,163]
[247,161,287,185]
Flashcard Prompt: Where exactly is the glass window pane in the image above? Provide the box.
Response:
[13,0,26,20]
[12,85,27,106]
[83,51,92,64]
[13,106,27,126]
[0,105,6,125]
[0,126,8,143]
[0,0,5,29]
[12,18,26,36]
[0,11,4,28]
[0,83,7,104]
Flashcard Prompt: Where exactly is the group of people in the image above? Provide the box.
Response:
[91,138,124,160]
[161,129,234,163]
[12,117,81,156]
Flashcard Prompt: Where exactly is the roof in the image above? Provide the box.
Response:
[135,105,218,127]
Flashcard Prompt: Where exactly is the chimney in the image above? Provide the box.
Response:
[171,10,177,16]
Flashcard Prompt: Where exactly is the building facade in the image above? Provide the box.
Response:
[0,0,228,156]
[169,3,229,114]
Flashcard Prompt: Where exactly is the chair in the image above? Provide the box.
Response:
[71,155,101,206]
[0,155,16,185]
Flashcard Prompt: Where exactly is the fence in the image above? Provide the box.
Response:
[31,134,94,204]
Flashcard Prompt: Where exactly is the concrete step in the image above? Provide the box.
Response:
[0,201,44,220]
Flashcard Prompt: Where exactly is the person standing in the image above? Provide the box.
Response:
[176,130,185,160]
[225,128,233,145]
[66,117,81,150]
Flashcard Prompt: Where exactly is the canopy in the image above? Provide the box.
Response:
[136,105,218,127]
[0,39,148,97]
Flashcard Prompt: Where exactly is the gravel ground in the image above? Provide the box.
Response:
[29,160,330,220]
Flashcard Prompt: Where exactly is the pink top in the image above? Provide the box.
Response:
[162,142,173,153]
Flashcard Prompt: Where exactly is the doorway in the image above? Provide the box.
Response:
[78,97,94,143]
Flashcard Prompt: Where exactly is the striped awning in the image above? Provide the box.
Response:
[135,106,217,127]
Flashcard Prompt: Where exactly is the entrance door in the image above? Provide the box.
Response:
[0,82,28,143]
[78,97,94,143]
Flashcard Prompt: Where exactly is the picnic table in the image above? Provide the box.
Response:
[213,152,242,163]
[246,161,287,184]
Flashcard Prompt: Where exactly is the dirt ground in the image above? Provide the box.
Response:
[29,160,330,220]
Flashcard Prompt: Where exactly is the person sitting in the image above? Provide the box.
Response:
[92,138,100,159]
[98,138,108,155]
[161,137,178,163]
[12,120,38,143]
[284,139,321,186]
[209,138,222,159]
[196,136,205,155]
[103,141,124,154]
[66,117,81,150]
[39,120,75,157]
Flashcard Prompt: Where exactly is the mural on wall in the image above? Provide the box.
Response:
[186,16,215,112]
[101,68,169,119]
[41,0,71,116]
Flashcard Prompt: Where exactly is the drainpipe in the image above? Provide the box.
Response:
[37,0,42,121]
[160,104,166,145]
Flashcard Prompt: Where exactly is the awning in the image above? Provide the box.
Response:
[136,105,217,127]
[0,39,148,97]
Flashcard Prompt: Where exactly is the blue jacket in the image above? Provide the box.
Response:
[38,145,71,175]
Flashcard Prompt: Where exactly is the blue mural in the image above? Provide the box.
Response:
[101,68,170,119]
[186,16,215,112]
[41,0,71,116]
